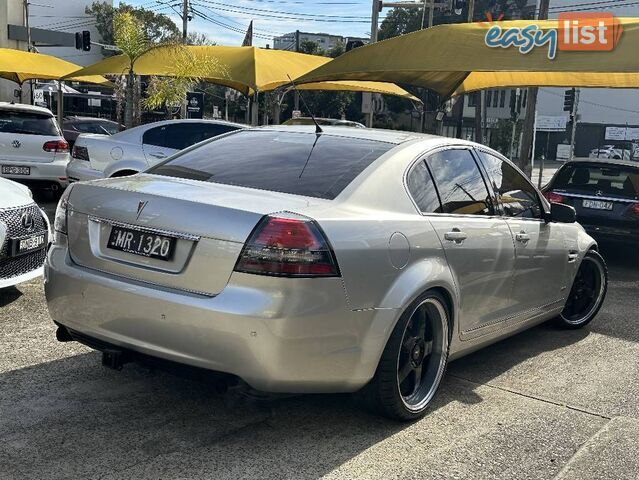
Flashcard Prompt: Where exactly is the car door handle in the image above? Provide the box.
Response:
[444,229,468,244]
[148,152,167,159]
[515,232,531,243]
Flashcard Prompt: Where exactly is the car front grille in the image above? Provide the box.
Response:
[0,203,48,280]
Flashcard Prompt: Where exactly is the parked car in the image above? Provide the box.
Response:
[46,126,607,421]
[589,144,632,161]
[0,177,50,288]
[0,102,70,191]
[67,119,244,182]
[283,117,365,128]
[63,116,124,148]
[543,159,639,243]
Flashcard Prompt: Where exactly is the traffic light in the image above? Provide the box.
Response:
[82,30,91,51]
[75,30,91,51]
[564,89,575,112]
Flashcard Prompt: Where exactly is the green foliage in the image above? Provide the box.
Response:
[113,11,150,65]
[299,40,324,56]
[86,2,180,49]
[490,118,522,156]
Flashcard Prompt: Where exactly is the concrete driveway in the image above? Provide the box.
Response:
[1,196,638,479]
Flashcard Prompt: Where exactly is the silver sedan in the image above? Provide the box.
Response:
[45,126,608,420]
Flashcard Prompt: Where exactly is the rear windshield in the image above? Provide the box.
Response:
[0,110,59,136]
[553,164,639,198]
[149,130,394,199]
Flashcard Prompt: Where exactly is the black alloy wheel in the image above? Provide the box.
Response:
[559,250,608,329]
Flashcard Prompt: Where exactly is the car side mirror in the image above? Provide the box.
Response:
[547,202,576,223]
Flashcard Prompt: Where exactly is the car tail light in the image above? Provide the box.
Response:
[53,184,75,243]
[43,140,69,153]
[631,203,639,216]
[234,214,340,277]
[71,145,89,161]
[544,191,565,203]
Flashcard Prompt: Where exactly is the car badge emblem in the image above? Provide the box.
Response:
[11,140,21,148]
[596,190,603,197]
[136,201,148,220]
[21,212,34,231]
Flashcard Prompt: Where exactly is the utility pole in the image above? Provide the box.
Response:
[294,29,300,112]
[182,0,189,43]
[23,0,34,105]
[518,0,550,177]
[569,88,580,162]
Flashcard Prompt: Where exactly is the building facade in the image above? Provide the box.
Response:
[273,31,367,52]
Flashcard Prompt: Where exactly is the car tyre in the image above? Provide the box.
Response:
[557,250,608,329]
[358,291,450,421]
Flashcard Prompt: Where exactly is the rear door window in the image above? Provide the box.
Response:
[149,130,394,199]
[425,149,493,215]
[477,151,543,219]
[553,163,639,199]
[0,110,59,136]
[143,123,238,150]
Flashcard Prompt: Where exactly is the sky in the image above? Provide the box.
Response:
[117,0,379,47]
[116,0,639,48]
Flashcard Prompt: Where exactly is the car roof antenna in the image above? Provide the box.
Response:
[287,74,323,135]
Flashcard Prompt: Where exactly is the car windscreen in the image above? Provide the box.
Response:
[0,110,60,136]
[553,164,639,198]
[148,130,394,199]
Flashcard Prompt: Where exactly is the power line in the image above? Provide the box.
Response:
[191,2,287,36]
[195,0,370,21]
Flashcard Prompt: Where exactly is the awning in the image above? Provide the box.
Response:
[0,48,111,85]
[66,45,420,101]
[295,18,639,97]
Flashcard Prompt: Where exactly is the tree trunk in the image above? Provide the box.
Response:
[124,69,134,128]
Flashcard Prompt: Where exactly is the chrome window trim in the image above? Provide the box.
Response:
[88,216,201,241]
[555,191,638,204]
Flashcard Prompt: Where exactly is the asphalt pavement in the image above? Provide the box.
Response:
[0,192,638,479]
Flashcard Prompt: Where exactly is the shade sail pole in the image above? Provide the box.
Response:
[57,80,64,129]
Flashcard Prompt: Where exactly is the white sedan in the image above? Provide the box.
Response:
[67,119,244,182]
[0,177,50,288]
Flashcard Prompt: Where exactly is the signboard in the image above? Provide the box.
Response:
[186,92,204,119]
[536,115,568,132]
[556,143,571,161]
[213,106,219,119]
[33,89,45,106]
[292,110,302,119]
[605,126,639,141]
[361,92,372,114]
[88,91,101,108]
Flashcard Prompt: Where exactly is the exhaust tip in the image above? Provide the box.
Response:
[55,326,73,342]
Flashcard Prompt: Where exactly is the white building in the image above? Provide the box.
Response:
[273,31,367,52]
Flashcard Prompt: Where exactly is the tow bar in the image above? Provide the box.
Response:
[102,349,128,371]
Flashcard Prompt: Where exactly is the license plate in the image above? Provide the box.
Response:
[107,226,176,261]
[583,199,613,211]
[2,165,30,175]
[10,233,46,255]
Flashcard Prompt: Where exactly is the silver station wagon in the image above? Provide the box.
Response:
[45,126,608,420]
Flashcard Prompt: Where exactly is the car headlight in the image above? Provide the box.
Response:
[53,185,75,243]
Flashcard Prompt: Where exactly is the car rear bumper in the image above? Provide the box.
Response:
[66,159,104,183]
[0,158,69,187]
[44,244,397,393]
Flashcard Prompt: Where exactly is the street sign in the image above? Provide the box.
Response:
[536,115,568,132]
[292,110,302,119]
[33,89,45,106]
[213,106,219,118]
[186,92,204,119]
[361,92,372,114]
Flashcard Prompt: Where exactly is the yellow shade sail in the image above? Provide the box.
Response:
[273,80,420,102]
[296,18,639,97]
[67,45,419,100]
[455,72,639,95]
[0,48,111,85]
[66,46,328,96]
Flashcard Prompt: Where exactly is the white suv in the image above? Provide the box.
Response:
[0,102,70,191]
